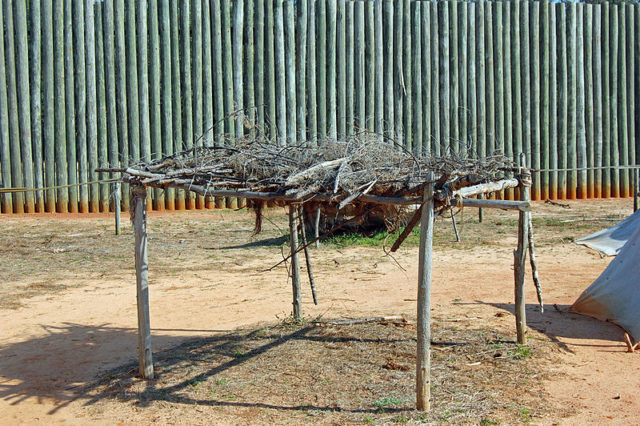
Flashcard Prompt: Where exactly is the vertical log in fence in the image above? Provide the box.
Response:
[1,0,639,214]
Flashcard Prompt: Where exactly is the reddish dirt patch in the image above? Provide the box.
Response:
[0,199,638,424]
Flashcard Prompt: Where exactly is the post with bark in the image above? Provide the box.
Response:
[416,172,435,411]
[115,181,121,236]
[131,185,154,379]
[514,153,530,345]
[289,205,302,320]
[634,168,639,212]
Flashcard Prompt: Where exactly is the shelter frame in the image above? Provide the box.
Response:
[127,167,535,411]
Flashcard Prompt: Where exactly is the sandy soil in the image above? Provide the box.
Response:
[0,199,638,424]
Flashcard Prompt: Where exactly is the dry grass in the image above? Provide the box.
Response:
[0,200,628,310]
[83,318,571,424]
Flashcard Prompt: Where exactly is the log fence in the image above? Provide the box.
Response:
[1,0,640,213]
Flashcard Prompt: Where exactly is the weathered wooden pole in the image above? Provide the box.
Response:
[148,0,164,211]
[203,0,214,151]
[174,0,187,210]
[136,0,151,210]
[475,0,484,159]
[383,0,394,141]
[394,0,404,144]
[232,0,244,139]
[284,0,296,145]
[298,206,318,305]
[0,0,12,213]
[593,5,602,200]
[86,0,99,212]
[4,0,24,213]
[602,3,610,199]
[402,0,411,150]
[327,0,337,139]
[577,4,588,200]
[124,0,139,197]
[131,185,154,379]
[212,0,225,208]
[336,0,346,140]
[634,168,639,212]
[411,1,422,155]
[617,5,629,199]
[549,3,558,200]
[317,0,327,141]
[307,0,317,143]
[114,0,128,212]
[354,0,365,130]
[14,0,35,213]
[364,0,374,133]
[345,1,353,136]
[421,1,431,155]
[265,0,276,140]
[514,153,530,345]
[374,0,383,139]
[296,0,308,142]
[289,205,302,320]
[530,2,541,200]
[274,0,286,146]
[54,0,67,213]
[557,3,568,200]
[429,2,439,155]
[416,172,435,412]
[159,0,174,210]
[243,0,254,130]
[115,181,121,235]
[96,2,110,212]
[29,0,44,212]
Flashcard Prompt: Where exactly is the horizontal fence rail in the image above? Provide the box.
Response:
[0,0,639,213]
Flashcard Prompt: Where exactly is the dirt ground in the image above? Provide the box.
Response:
[1,199,639,424]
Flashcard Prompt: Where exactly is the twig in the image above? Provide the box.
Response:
[544,198,570,208]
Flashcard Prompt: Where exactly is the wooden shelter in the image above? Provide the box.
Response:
[105,137,541,411]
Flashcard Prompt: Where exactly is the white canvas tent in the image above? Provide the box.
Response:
[576,209,640,256]
[570,217,640,347]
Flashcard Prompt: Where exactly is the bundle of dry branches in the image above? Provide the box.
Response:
[103,131,517,209]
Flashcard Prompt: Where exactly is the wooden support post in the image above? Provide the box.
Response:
[634,168,639,212]
[478,194,484,223]
[416,172,435,411]
[514,154,530,345]
[527,214,544,312]
[115,182,121,236]
[314,207,321,248]
[289,205,302,320]
[450,207,460,242]
[131,186,154,379]
[298,207,318,305]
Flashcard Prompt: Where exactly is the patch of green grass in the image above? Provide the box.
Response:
[233,350,246,358]
[392,415,410,423]
[363,415,376,423]
[509,344,532,360]
[215,378,230,386]
[480,417,499,426]
[373,396,405,408]
[519,408,532,423]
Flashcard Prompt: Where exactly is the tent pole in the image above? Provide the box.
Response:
[416,172,435,411]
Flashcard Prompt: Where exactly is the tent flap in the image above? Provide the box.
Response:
[576,210,640,256]
[570,218,640,342]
